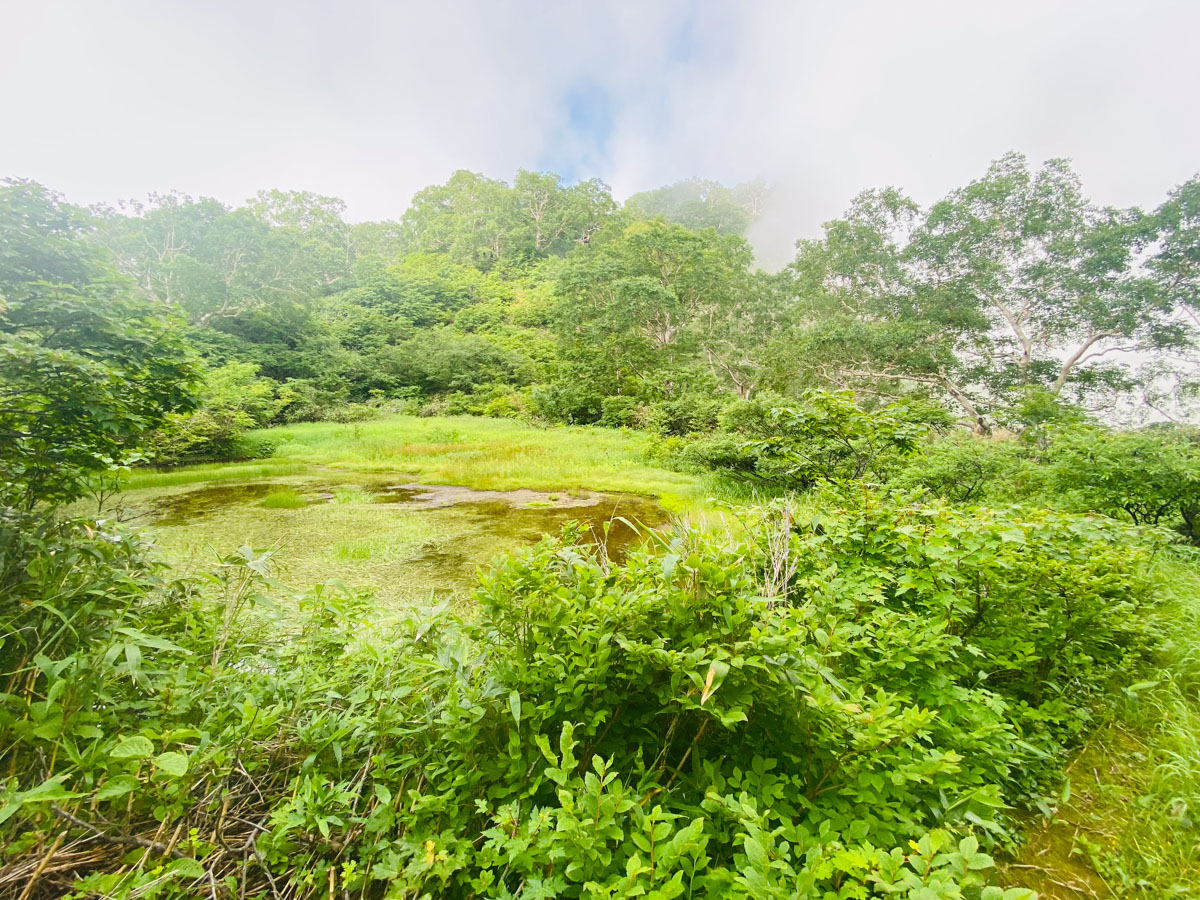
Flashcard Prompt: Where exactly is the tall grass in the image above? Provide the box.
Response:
[1013,550,1200,897]
[247,415,709,512]
[1100,551,1200,893]
[121,461,310,491]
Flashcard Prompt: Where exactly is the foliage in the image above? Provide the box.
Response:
[683,391,942,490]
[625,178,767,236]
[789,155,1199,426]
[0,180,196,506]
[17,154,1192,433]
[1046,425,1200,541]
[5,490,1159,896]
[145,362,280,463]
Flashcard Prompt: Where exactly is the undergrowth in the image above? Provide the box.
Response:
[0,491,1173,898]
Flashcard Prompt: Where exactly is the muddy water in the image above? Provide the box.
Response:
[145,480,672,600]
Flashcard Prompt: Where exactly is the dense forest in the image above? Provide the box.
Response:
[2,154,1200,899]
[24,151,1195,454]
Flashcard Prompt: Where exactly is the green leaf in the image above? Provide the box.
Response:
[96,774,140,801]
[508,690,521,727]
[167,857,206,880]
[153,751,189,778]
[111,736,154,760]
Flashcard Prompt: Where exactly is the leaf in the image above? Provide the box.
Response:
[508,690,522,727]
[110,735,154,760]
[20,776,80,805]
[153,751,189,778]
[700,660,729,706]
[167,857,206,880]
[96,774,140,801]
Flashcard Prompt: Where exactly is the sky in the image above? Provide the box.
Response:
[2,0,1199,265]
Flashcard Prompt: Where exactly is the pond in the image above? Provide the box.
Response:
[115,468,671,610]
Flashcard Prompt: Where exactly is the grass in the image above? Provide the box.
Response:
[1000,551,1200,898]
[260,490,307,509]
[121,461,310,491]
[109,415,705,612]
[245,415,711,513]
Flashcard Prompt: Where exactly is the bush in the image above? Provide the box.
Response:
[687,391,936,490]
[892,432,1038,504]
[599,395,641,428]
[645,393,726,435]
[1047,425,1200,542]
[144,362,282,463]
[0,492,1158,898]
[531,380,606,424]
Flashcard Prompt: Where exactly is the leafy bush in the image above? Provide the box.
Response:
[644,392,726,435]
[684,391,939,490]
[531,379,607,424]
[892,433,1039,504]
[1047,425,1200,542]
[145,362,280,463]
[599,394,641,428]
[0,492,1158,898]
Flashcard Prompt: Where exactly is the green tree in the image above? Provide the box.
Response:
[790,154,1194,427]
[0,180,196,506]
[625,178,765,235]
[100,193,326,327]
[552,220,762,400]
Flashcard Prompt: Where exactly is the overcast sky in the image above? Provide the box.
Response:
[2,0,1198,264]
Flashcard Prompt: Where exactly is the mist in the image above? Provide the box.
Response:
[2,0,1198,267]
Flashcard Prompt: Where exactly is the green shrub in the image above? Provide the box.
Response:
[892,432,1039,504]
[645,393,726,435]
[599,394,641,427]
[688,391,936,490]
[1,493,1156,898]
[1047,425,1200,542]
[145,362,282,464]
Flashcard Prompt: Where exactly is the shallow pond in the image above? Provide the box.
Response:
[120,469,671,610]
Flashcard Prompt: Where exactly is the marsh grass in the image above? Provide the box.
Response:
[333,489,376,504]
[122,461,310,490]
[246,415,709,512]
[260,490,308,509]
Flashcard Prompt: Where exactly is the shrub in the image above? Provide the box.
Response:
[892,432,1038,504]
[1046,425,1200,542]
[645,392,726,435]
[599,395,641,427]
[688,391,936,490]
[145,362,281,463]
[0,494,1156,898]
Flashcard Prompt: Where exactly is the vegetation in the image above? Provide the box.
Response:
[2,153,1199,899]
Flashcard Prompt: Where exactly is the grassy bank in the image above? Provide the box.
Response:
[247,415,710,511]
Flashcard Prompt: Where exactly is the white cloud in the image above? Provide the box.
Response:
[2,0,1197,266]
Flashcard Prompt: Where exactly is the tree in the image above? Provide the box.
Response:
[401,170,617,267]
[99,193,329,328]
[789,154,1195,428]
[0,180,196,506]
[551,220,762,400]
[246,188,354,290]
[625,178,765,235]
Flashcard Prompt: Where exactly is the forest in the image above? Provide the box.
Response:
[2,153,1200,899]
